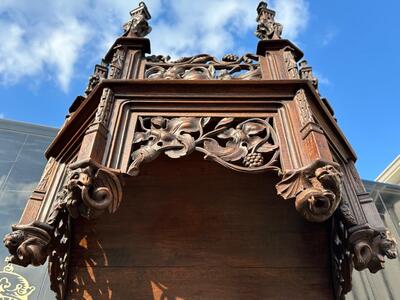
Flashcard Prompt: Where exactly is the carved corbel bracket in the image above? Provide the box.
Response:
[349,226,397,273]
[3,221,53,267]
[3,161,123,267]
[276,159,343,222]
[66,161,123,220]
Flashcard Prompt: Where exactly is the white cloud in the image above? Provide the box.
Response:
[0,0,310,91]
[314,71,331,86]
[273,0,309,41]
[0,113,4,119]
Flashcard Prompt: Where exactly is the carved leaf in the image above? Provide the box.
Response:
[241,122,266,135]
[216,117,234,129]
[201,117,211,127]
[132,132,149,144]
[276,170,309,200]
[204,139,247,162]
[257,143,279,153]
[165,134,195,159]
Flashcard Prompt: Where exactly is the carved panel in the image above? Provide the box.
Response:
[109,47,126,79]
[144,54,261,80]
[93,88,114,128]
[295,89,314,127]
[128,116,280,176]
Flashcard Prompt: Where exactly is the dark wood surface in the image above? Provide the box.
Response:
[67,153,333,299]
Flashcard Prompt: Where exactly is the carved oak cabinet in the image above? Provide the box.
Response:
[3,2,397,300]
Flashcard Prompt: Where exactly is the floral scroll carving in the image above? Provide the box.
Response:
[128,117,280,176]
[145,53,261,80]
[276,159,343,222]
[349,227,397,273]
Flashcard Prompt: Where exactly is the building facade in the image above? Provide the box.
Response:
[0,119,58,299]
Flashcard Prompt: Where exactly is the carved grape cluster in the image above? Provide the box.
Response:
[243,153,264,168]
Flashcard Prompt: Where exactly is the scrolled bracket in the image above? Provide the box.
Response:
[276,159,343,222]
[66,161,123,220]
[3,221,53,267]
[349,226,397,273]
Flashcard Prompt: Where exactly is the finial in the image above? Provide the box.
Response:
[255,1,283,40]
[123,2,152,38]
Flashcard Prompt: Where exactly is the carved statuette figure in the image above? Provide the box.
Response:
[255,1,283,40]
[123,2,152,38]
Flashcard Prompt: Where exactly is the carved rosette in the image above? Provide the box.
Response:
[128,117,280,176]
[349,227,397,273]
[276,160,343,222]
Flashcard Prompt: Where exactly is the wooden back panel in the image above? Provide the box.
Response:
[67,153,333,299]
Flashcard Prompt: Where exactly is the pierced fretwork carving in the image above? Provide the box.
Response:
[145,53,261,80]
[349,226,397,273]
[255,1,283,40]
[276,160,343,222]
[128,117,280,176]
[331,215,353,300]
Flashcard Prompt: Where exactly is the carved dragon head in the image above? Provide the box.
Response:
[350,228,398,273]
[3,222,52,267]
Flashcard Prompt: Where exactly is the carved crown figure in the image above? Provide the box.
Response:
[255,1,283,40]
[123,1,152,38]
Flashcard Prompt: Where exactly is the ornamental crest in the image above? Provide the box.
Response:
[0,263,35,300]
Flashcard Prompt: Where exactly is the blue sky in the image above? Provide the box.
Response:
[0,0,399,180]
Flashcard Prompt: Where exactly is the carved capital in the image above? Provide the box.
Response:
[276,160,343,222]
[349,227,397,273]
[3,221,53,267]
[64,163,123,220]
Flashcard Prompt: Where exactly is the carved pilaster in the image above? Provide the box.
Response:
[108,46,126,79]
[276,159,343,222]
[283,47,300,79]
